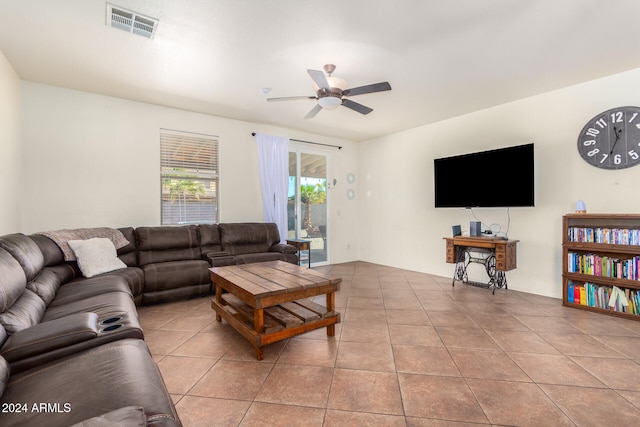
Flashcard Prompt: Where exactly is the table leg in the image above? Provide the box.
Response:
[254,308,264,333]
[326,291,335,336]
[255,346,264,361]
[215,283,222,322]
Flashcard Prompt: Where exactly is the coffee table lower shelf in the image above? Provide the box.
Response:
[211,294,341,360]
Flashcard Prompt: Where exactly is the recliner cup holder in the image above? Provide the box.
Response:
[101,324,124,333]
[100,316,123,325]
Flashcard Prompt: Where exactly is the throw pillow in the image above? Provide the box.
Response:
[68,238,127,278]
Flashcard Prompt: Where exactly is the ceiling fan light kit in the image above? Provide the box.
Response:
[267,64,391,119]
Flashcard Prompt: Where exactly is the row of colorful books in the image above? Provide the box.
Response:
[567,252,640,280]
[568,227,640,245]
[568,281,640,315]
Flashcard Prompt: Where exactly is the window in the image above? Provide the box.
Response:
[160,129,218,224]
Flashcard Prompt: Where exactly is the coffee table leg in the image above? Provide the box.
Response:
[326,291,335,336]
[215,283,222,322]
[254,308,265,360]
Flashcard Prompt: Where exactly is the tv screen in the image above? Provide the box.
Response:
[434,143,534,208]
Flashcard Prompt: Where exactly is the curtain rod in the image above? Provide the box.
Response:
[251,133,342,150]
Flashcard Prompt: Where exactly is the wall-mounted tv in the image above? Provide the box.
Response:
[434,143,534,208]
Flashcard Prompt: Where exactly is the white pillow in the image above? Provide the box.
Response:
[67,238,127,278]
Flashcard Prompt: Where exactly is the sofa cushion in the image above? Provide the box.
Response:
[235,252,291,264]
[26,268,62,306]
[49,275,132,307]
[0,234,44,282]
[68,238,127,278]
[0,248,27,313]
[0,339,180,427]
[142,259,211,293]
[42,291,138,323]
[29,234,65,267]
[0,289,45,334]
[136,225,201,266]
[117,227,138,267]
[219,222,282,255]
[198,224,222,257]
[70,406,146,427]
[0,356,8,396]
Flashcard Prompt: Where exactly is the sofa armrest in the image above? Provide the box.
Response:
[0,312,99,362]
[269,244,298,254]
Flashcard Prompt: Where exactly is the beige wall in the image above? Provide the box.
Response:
[13,64,640,296]
[19,82,360,264]
[358,68,640,298]
[0,50,21,234]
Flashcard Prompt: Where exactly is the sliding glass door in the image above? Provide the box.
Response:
[288,150,328,265]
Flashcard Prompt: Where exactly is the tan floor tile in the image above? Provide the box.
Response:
[467,378,573,426]
[539,332,625,357]
[157,355,217,395]
[448,348,530,382]
[277,337,338,367]
[541,384,640,427]
[240,402,325,427]
[170,331,239,358]
[336,341,395,372]
[571,355,640,391]
[385,309,431,326]
[398,373,487,423]
[436,326,502,351]
[144,329,197,355]
[189,360,273,400]
[324,409,406,426]
[328,369,404,415]
[340,322,391,343]
[427,311,478,328]
[389,324,443,346]
[175,396,250,427]
[384,297,424,310]
[393,344,460,376]
[255,364,333,408]
[509,352,604,387]
[484,329,560,354]
[347,296,384,309]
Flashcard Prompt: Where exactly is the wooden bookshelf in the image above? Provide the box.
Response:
[562,213,640,320]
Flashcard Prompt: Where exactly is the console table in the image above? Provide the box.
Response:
[444,236,518,293]
[286,239,311,268]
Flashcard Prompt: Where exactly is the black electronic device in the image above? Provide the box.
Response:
[452,225,461,237]
[434,143,534,208]
[470,221,482,237]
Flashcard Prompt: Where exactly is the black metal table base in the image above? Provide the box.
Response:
[452,248,507,294]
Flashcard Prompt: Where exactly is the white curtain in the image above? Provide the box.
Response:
[255,133,289,243]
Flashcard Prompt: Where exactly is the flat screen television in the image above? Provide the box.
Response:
[434,143,534,208]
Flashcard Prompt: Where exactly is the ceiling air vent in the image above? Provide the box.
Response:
[107,3,158,39]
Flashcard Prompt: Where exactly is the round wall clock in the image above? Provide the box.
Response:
[577,106,640,169]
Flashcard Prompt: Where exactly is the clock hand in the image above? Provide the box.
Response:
[609,125,623,155]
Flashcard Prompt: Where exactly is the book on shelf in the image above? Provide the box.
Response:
[568,281,639,315]
[567,252,640,280]
[568,227,640,245]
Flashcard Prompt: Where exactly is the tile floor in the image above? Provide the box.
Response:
[138,261,640,426]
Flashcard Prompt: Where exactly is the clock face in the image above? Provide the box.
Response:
[577,106,640,169]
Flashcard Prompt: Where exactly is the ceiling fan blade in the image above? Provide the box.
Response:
[267,96,316,102]
[304,104,323,119]
[344,81,392,97]
[342,99,373,115]
[307,69,330,90]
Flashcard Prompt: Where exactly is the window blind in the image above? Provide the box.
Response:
[160,129,219,224]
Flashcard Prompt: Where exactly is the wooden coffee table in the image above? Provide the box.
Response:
[209,261,341,360]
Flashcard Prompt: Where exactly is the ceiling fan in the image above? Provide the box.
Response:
[266,64,392,119]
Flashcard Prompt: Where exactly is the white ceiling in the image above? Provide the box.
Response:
[2,0,640,142]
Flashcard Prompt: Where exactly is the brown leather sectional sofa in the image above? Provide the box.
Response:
[0,222,297,426]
